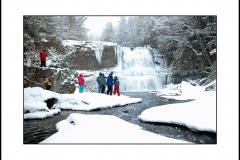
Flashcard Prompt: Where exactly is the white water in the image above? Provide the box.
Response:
[114,45,122,68]
[94,44,168,91]
[118,47,164,91]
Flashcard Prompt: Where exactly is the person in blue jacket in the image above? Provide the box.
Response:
[106,72,114,95]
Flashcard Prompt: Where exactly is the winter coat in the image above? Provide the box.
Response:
[100,75,106,85]
[114,78,120,86]
[40,51,47,61]
[43,77,51,86]
[78,74,85,85]
[96,76,100,84]
[106,72,114,86]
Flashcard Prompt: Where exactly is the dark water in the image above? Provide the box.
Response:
[24,92,216,144]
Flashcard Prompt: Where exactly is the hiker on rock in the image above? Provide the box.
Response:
[40,50,47,67]
[78,73,85,93]
[40,75,51,90]
[106,72,114,95]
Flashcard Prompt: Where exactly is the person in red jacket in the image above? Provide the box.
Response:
[40,50,47,67]
[78,74,85,93]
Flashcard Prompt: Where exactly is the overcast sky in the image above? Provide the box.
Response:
[84,16,120,36]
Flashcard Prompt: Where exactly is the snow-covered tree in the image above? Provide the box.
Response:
[101,22,115,42]
[149,16,216,82]
[52,16,88,40]
[115,16,129,46]
[23,16,54,51]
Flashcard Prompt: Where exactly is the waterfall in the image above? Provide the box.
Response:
[119,47,164,91]
[166,74,173,84]
[114,45,122,67]
[94,43,104,64]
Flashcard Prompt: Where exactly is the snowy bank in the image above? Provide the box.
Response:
[40,113,190,144]
[24,87,142,119]
[140,81,216,132]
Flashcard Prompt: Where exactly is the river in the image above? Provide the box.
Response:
[24,92,216,144]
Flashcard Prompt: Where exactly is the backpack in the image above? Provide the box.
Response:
[100,77,106,85]
[114,79,119,86]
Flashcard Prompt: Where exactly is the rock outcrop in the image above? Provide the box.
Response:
[24,66,76,94]
[64,41,118,70]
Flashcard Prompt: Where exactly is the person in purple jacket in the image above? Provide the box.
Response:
[96,72,101,93]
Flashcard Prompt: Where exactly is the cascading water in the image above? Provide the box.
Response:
[114,45,122,67]
[118,47,164,91]
[94,43,104,64]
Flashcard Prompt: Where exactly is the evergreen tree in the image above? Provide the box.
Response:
[23,16,54,51]
[101,22,115,42]
[52,16,88,40]
[115,16,129,46]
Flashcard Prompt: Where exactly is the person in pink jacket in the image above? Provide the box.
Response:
[78,74,85,93]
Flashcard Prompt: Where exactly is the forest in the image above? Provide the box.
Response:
[23,16,216,85]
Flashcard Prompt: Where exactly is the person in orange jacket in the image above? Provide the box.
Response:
[40,76,51,90]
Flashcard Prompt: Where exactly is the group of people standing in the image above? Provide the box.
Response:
[77,71,120,96]
[96,72,120,96]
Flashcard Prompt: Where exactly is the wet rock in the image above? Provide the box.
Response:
[45,98,58,109]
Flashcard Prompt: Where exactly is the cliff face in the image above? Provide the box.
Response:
[66,43,118,70]
[63,41,117,70]
[27,40,119,71]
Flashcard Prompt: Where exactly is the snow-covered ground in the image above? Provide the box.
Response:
[148,81,215,132]
[140,82,216,133]
[24,81,216,143]
[24,87,142,119]
[40,113,189,143]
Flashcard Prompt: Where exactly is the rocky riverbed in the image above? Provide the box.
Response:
[24,92,216,144]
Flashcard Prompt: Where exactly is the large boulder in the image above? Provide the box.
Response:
[24,66,76,94]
